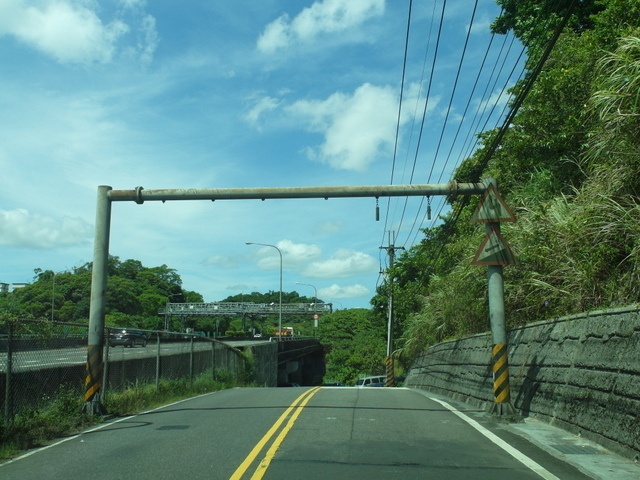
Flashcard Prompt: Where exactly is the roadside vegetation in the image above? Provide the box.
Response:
[0,370,247,461]
[368,0,640,366]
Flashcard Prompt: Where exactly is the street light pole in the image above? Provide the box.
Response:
[295,281,318,336]
[246,242,282,341]
[294,281,317,302]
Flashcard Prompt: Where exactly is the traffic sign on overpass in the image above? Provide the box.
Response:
[161,302,332,317]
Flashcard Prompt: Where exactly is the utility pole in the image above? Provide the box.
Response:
[380,231,404,387]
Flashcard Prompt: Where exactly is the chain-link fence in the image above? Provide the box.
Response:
[1,319,247,424]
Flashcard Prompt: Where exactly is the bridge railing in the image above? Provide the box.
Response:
[0,319,246,424]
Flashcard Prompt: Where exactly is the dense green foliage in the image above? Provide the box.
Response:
[0,256,202,330]
[377,0,640,365]
[316,308,387,385]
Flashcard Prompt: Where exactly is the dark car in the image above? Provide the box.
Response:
[108,329,147,347]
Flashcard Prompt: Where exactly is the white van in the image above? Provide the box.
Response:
[356,375,386,387]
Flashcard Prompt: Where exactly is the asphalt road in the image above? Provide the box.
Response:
[2,386,623,480]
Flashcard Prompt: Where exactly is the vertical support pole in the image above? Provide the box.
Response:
[83,185,112,416]
[380,232,403,388]
[386,270,395,388]
[484,179,517,418]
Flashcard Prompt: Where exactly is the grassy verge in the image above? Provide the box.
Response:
[0,369,249,461]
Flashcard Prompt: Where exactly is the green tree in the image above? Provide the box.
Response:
[317,308,386,384]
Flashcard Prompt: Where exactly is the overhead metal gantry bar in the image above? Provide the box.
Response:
[83,181,490,415]
[108,182,486,203]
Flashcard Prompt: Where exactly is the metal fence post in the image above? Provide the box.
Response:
[4,321,13,424]
[189,337,194,383]
[101,330,110,404]
[211,341,216,381]
[156,333,161,390]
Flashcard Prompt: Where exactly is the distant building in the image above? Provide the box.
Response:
[10,283,30,291]
[0,282,9,293]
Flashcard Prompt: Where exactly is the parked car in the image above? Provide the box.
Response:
[356,375,386,387]
[108,329,147,347]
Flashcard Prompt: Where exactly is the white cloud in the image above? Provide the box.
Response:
[288,83,399,172]
[257,0,385,54]
[0,208,92,249]
[244,96,281,128]
[313,221,343,234]
[320,283,369,299]
[138,14,159,65]
[119,0,147,9]
[0,1,158,65]
[0,1,128,64]
[202,254,240,269]
[304,248,377,278]
[249,240,322,271]
[245,82,440,173]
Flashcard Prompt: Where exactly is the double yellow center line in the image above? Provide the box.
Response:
[229,386,322,480]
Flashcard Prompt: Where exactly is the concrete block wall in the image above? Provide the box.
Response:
[244,342,278,387]
[405,306,640,459]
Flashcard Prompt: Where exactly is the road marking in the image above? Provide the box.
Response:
[430,397,562,480]
[0,391,219,468]
[229,386,321,480]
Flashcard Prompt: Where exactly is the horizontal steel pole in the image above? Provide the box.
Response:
[106,182,487,203]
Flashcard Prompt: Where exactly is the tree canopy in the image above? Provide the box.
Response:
[0,256,201,329]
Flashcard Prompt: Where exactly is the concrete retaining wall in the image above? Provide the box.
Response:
[405,306,640,459]
[244,342,278,387]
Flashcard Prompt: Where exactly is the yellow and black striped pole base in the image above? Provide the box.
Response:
[385,355,395,387]
[492,343,510,403]
[82,344,108,415]
[488,343,518,419]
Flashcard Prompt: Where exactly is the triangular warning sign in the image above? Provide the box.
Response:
[472,226,517,265]
[471,184,516,223]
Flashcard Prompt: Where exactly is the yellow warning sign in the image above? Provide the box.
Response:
[472,226,517,265]
[471,184,516,223]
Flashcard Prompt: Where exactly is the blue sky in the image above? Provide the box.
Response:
[0,0,522,309]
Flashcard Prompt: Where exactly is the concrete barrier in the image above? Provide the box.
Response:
[405,306,640,460]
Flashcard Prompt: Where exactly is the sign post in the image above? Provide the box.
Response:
[472,179,518,418]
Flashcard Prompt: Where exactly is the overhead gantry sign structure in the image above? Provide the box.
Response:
[83,180,516,419]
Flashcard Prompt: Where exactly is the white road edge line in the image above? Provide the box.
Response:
[0,390,221,467]
[429,396,562,480]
